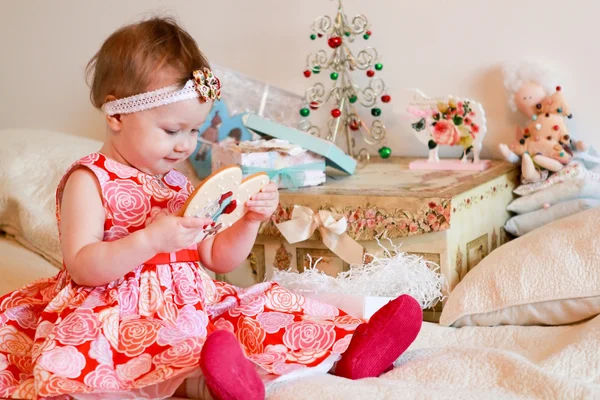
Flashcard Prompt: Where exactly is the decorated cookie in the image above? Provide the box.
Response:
[179,165,270,242]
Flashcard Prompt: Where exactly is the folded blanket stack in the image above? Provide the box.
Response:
[505,160,600,236]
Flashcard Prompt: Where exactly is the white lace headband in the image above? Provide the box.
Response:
[101,68,221,115]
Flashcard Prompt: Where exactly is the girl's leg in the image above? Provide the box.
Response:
[334,294,422,380]
[199,330,265,400]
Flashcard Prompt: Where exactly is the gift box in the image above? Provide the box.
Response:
[212,138,327,189]
[242,113,356,175]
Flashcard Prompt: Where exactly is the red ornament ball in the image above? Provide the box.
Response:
[556,86,562,91]
[309,101,320,110]
[381,94,391,103]
[318,33,323,38]
[366,30,372,36]
[303,70,311,78]
[366,70,375,77]
[553,125,560,131]
[328,36,342,48]
[349,119,360,131]
[331,109,342,118]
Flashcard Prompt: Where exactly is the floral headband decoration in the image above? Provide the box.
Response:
[101,67,221,116]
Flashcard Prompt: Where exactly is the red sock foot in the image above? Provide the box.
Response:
[200,330,265,400]
[335,294,422,380]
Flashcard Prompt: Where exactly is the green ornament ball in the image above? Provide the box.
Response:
[379,146,392,159]
[371,107,382,117]
[375,63,383,71]
[330,72,339,80]
[310,34,317,40]
[312,66,321,74]
[344,31,351,37]
[300,108,310,117]
[363,34,370,40]
[349,95,358,103]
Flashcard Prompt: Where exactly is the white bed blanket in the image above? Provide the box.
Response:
[268,315,600,399]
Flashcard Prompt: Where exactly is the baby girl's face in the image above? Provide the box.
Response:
[114,69,212,175]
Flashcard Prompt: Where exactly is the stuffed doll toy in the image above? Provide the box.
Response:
[499,61,585,183]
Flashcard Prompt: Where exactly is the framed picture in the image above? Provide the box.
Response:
[406,251,441,266]
[296,248,350,277]
[214,244,265,284]
[466,234,489,272]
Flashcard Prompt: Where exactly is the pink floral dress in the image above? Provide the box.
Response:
[0,153,362,399]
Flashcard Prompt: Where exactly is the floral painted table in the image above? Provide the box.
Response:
[185,157,519,322]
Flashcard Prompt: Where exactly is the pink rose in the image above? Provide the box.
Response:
[41,376,87,397]
[139,270,164,317]
[213,318,234,332]
[167,191,188,214]
[38,346,86,379]
[0,353,7,370]
[332,334,353,354]
[248,344,287,370]
[256,312,295,334]
[436,205,445,215]
[152,338,204,368]
[118,278,139,319]
[79,153,100,165]
[139,174,174,201]
[103,225,130,242]
[5,306,39,330]
[215,281,239,298]
[301,298,340,320]
[334,315,364,331]
[283,320,336,352]
[116,353,152,382]
[432,120,460,146]
[365,209,377,219]
[104,179,151,228]
[366,219,376,228]
[0,370,17,398]
[427,213,437,224]
[119,319,161,357]
[145,206,169,227]
[54,309,100,346]
[164,170,189,189]
[286,348,329,365]
[172,265,201,306]
[432,221,440,231]
[236,317,266,355]
[265,285,305,313]
[229,294,266,317]
[89,335,113,366]
[104,158,139,179]
[88,165,110,187]
[83,364,122,391]
[157,305,208,346]
[409,223,419,233]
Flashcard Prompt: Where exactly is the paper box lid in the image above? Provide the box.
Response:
[241,113,356,175]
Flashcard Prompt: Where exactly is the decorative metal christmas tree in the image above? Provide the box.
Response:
[299,0,392,166]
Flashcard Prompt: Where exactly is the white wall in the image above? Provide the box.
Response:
[1,0,598,159]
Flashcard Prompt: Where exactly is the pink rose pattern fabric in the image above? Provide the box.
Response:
[0,153,362,399]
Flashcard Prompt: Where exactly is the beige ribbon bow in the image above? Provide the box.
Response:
[275,205,365,266]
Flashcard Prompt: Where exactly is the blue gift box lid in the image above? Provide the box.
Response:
[241,113,356,175]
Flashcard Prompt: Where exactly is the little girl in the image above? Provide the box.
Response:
[0,17,422,400]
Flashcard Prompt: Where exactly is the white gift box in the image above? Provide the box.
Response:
[211,139,327,189]
[307,292,395,319]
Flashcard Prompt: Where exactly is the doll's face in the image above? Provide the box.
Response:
[514,82,547,118]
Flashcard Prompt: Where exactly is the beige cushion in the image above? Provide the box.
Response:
[440,207,600,327]
[0,129,102,267]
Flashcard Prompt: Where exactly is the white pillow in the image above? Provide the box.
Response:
[504,198,600,237]
[440,206,600,327]
[0,129,102,267]
[507,177,600,214]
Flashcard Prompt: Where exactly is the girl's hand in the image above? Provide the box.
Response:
[144,215,213,254]
[245,182,279,223]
